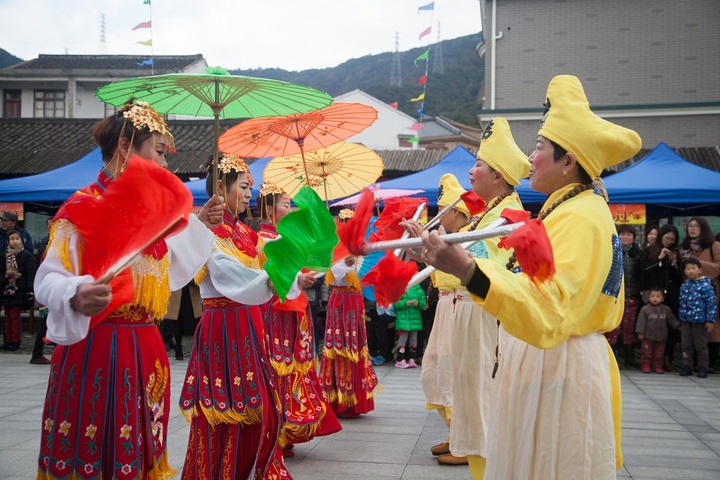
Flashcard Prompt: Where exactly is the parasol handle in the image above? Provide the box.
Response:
[393,202,427,258]
[406,218,508,288]
[424,197,462,231]
[363,221,523,255]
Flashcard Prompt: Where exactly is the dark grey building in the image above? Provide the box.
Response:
[476,0,720,150]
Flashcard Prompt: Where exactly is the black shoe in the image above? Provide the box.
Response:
[8,343,20,352]
[697,367,708,378]
[30,356,51,365]
[1,343,10,351]
[679,366,693,377]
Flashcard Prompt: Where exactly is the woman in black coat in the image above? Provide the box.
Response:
[640,224,682,370]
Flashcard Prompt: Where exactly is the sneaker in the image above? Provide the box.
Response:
[697,367,708,378]
[371,355,385,366]
[679,366,693,377]
[395,360,408,368]
[641,365,651,373]
[654,368,664,374]
[406,358,417,368]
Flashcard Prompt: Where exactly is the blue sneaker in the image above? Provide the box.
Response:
[371,355,385,366]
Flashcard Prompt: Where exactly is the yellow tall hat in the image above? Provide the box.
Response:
[477,117,529,186]
[538,75,642,179]
[437,173,470,216]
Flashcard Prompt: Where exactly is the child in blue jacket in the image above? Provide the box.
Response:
[678,258,717,378]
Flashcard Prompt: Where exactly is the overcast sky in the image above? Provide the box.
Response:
[0,0,483,71]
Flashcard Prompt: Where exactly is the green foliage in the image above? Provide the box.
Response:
[230,34,484,126]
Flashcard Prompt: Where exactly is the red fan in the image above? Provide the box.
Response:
[498,219,555,284]
[499,208,531,224]
[336,188,374,256]
[369,197,428,242]
[361,252,419,308]
[61,156,193,327]
[460,191,486,216]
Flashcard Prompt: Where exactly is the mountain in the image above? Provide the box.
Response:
[229,34,484,125]
[0,48,23,68]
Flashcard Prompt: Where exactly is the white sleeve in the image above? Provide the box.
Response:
[330,260,355,281]
[34,226,94,345]
[207,249,273,305]
[166,214,215,291]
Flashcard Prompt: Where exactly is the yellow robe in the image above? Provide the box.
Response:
[470,184,624,479]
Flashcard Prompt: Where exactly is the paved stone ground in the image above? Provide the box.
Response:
[1,344,719,479]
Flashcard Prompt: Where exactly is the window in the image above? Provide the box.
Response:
[34,90,65,118]
[3,90,21,118]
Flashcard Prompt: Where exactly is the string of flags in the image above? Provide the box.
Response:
[406,1,435,143]
[133,0,154,71]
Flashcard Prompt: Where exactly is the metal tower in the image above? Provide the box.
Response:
[98,13,107,54]
[389,31,403,86]
[432,22,444,74]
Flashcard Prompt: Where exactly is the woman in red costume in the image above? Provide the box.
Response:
[35,101,220,480]
[180,156,304,479]
[319,249,379,418]
[256,183,341,457]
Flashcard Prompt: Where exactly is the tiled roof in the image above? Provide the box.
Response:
[3,54,204,73]
[1,118,718,180]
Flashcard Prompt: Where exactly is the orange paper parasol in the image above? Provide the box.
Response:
[218,102,378,186]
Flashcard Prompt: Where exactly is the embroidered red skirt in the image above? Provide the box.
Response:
[319,288,378,416]
[180,298,282,479]
[262,298,341,446]
[37,308,173,480]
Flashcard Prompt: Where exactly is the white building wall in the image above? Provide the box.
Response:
[333,90,417,150]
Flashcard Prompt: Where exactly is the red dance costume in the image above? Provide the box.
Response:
[319,260,378,416]
[258,223,341,446]
[180,210,287,479]
[35,169,213,480]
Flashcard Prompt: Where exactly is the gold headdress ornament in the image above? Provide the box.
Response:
[218,153,251,180]
[259,182,286,197]
[121,100,175,151]
[338,208,355,220]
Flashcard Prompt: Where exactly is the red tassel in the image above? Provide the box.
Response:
[499,208,531,224]
[498,219,555,284]
[361,252,419,308]
[61,156,192,326]
[369,197,428,242]
[337,189,374,256]
[460,191,486,216]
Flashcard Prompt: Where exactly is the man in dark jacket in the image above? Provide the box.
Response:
[0,211,33,254]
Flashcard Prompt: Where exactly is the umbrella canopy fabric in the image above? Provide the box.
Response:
[330,186,425,207]
[263,142,384,201]
[95,67,332,119]
[218,102,378,158]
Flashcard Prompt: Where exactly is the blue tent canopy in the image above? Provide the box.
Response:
[0,147,273,206]
[374,145,546,206]
[602,142,720,205]
[0,148,103,203]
